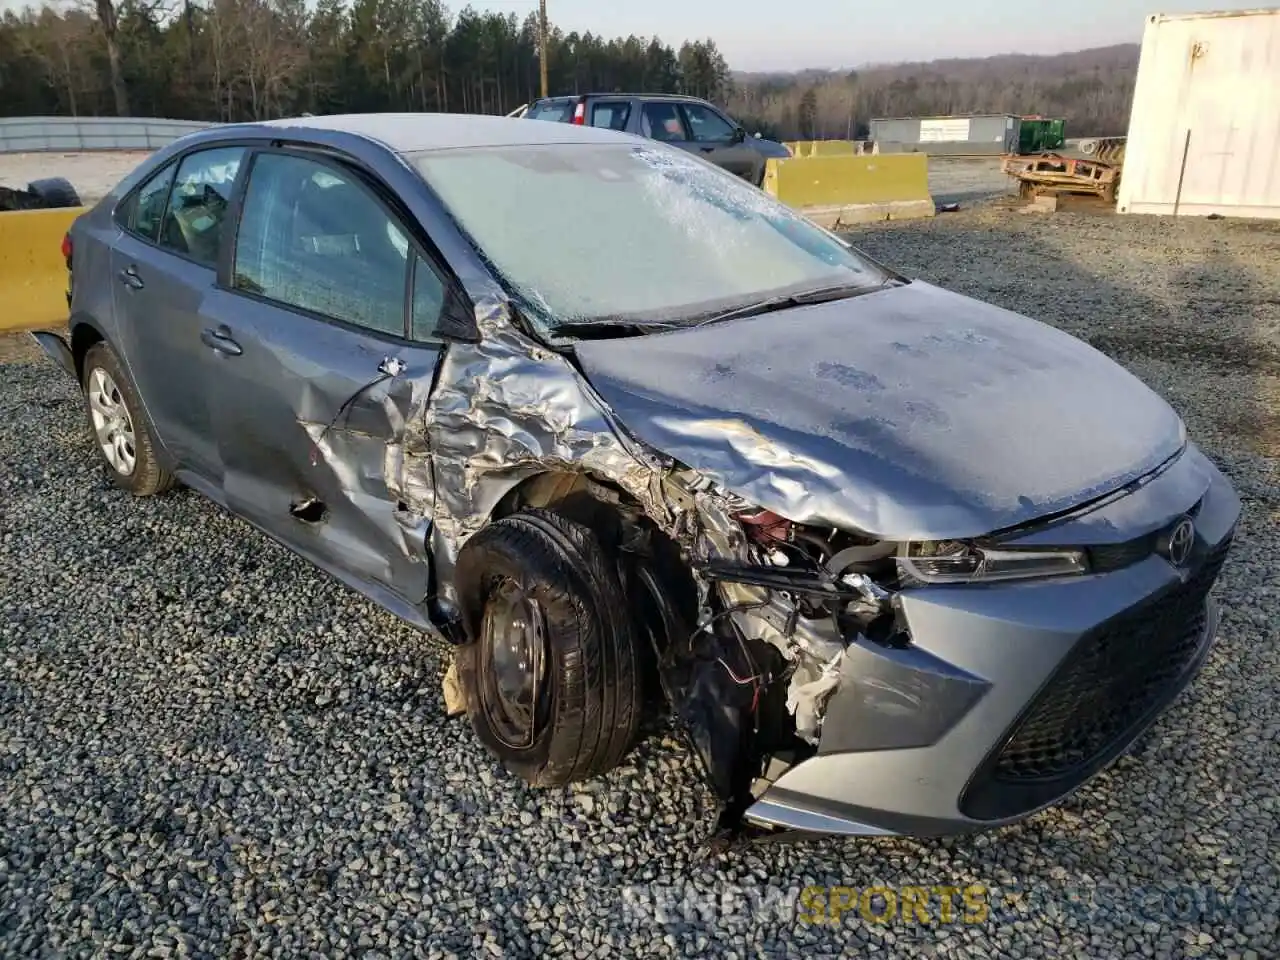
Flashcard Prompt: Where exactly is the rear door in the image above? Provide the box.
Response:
[586,100,633,133]
[109,145,246,483]
[638,100,693,150]
[677,102,763,182]
[201,148,451,604]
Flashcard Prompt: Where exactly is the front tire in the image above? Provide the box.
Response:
[454,508,644,788]
[81,342,174,496]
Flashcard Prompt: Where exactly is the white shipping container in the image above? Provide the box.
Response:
[1117,8,1280,219]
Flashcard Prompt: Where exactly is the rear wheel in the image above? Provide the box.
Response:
[454,508,644,787]
[81,342,174,496]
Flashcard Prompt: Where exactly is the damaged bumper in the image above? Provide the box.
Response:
[743,447,1240,837]
[29,331,77,379]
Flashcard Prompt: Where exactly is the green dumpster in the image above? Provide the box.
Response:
[1018,118,1066,154]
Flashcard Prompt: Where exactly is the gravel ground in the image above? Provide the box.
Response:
[2,202,1278,958]
[927,157,1014,206]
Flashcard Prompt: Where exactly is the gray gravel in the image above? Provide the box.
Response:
[927,157,1015,207]
[2,204,1278,958]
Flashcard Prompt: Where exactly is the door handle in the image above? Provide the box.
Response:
[200,326,242,357]
[117,266,144,290]
[699,146,716,153]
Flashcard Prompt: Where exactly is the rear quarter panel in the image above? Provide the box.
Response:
[69,202,125,359]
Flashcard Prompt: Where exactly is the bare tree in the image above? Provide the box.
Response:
[91,0,130,115]
[18,9,93,116]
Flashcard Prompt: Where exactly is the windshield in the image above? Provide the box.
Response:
[410,142,890,337]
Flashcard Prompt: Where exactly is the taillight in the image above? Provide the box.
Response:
[61,232,72,263]
[571,100,586,125]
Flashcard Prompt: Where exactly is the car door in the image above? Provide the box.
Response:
[677,102,764,183]
[109,145,246,482]
[586,99,633,133]
[200,148,449,605]
[639,100,693,152]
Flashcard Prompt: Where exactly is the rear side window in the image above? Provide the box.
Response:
[640,102,688,142]
[527,99,577,122]
[589,102,631,132]
[232,152,412,338]
[158,147,244,266]
[117,161,177,241]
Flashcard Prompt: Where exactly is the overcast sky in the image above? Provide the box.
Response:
[0,0,1239,71]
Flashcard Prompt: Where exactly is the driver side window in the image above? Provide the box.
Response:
[158,146,245,267]
[681,103,738,143]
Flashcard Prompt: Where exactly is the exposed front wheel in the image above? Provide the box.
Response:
[454,508,644,787]
[81,342,174,496]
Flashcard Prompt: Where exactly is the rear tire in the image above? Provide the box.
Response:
[455,508,643,787]
[81,342,175,496]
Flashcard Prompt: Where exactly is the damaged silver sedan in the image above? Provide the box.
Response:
[34,114,1240,841]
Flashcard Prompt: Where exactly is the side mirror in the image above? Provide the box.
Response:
[731,126,747,144]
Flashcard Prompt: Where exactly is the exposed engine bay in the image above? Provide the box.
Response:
[488,464,913,835]
[650,470,909,829]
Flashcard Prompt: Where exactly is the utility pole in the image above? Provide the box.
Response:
[538,0,549,99]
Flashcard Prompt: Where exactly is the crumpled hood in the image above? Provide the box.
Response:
[574,281,1186,540]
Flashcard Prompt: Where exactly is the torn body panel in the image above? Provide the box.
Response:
[199,291,444,608]
[422,298,672,614]
[417,295,908,824]
[413,297,867,815]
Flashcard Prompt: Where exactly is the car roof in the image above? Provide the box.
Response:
[533,93,710,104]
[244,112,633,153]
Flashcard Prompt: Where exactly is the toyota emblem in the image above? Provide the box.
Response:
[1163,517,1196,569]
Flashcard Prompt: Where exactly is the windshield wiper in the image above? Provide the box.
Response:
[692,279,898,328]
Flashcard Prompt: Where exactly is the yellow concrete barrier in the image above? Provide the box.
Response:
[0,207,83,333]
[809,140,857,156]
[784,140,865,158]
[762,154,935,228]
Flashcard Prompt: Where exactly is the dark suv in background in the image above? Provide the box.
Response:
[524,93,791,186]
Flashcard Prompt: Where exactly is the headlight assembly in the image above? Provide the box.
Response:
[898,540,1088,584]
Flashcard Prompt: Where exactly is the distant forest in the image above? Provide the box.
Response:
[0,0,1140,138]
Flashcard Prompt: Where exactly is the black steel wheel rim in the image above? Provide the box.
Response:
[479,578,549,749]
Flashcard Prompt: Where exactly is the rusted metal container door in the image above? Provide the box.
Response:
[1118,9,1280,219]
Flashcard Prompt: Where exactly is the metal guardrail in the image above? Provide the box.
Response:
[0,117,218,153]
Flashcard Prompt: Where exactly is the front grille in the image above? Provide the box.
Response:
[1088,533,1158,573]
[961,533,1232,821]
[1088,500,1205,573]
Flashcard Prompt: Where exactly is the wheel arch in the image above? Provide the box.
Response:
[464,467,698,654]
[68,312,108,382]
